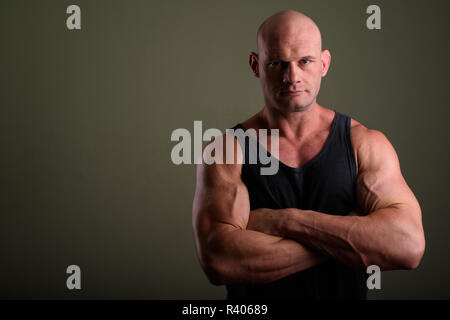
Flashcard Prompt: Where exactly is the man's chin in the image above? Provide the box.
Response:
[277,100,313,112]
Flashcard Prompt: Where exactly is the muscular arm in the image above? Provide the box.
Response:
[192,135,324,286]
[247,128,425,270]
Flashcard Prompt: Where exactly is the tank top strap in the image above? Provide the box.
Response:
[327,109,357,183]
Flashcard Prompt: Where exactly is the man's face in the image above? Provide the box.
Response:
[254,35,330,112]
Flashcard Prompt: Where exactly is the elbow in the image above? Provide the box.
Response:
[198,252,229,286]
[196,229,249,286]
[385,214,426,270]
[397,206,425,270]
[202,263,227,286]
[384,233,425,270]
[401,235,425,270]
[364,233,425,271]
[201,252,252,285]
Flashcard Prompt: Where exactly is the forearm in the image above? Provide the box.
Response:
[249,206,424,270]
[280,207,423,270]
[278,209,367,269]
[201,225,324,285]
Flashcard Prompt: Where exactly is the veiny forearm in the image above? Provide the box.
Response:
[201,224,324,285]
[275,206,424,270]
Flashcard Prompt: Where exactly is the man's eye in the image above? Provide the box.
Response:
[268,61,281,66]
[301,59,311,64]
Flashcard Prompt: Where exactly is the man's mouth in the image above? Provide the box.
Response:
[280,90,305,96]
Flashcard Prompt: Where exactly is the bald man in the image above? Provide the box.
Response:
[192,10,425,299]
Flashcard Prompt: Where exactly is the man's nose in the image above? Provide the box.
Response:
[283,62,301,84]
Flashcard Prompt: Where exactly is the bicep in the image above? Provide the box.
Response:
[356,130,421,215]
[193,133,250,230]
[193,162,250,232]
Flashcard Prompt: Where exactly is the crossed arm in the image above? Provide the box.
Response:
[192,135,325,285]
[247,129,425,270]
[192,130,425,286]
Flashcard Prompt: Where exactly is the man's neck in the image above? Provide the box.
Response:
[260,102,323,140]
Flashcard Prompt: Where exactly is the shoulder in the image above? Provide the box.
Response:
[349,118,398,174]
[196,133,244,186]
[197,111,264,183]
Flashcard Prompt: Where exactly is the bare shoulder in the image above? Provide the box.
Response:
[349,118,369,149]
[195,132,247,195]
[350,118,398,174]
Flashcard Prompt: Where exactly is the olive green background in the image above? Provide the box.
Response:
[1,0,448,299]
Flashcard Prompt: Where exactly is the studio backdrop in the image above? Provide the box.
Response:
[1,0,449,299]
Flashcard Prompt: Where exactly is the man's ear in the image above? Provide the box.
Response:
[249,52,259,77]
[321,50,331,77]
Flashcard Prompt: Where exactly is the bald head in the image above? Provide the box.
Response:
[257,10,322,56]
[249,10,331,113]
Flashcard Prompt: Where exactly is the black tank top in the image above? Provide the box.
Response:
[227,110,368,300]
